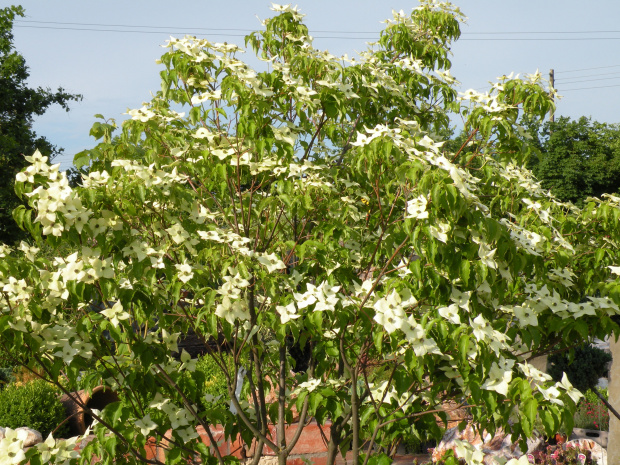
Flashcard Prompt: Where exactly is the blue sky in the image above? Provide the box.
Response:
[11,0,620,169]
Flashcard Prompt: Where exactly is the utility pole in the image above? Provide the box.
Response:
[549,68,555,123]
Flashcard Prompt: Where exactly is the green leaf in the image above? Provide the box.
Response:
[521,397,537,430]
[539,409,557,436]
[460,259,470,286]
[458,334,470,365]
[102,434,118,459]
[136,184,146,203]
[322,94,338,118]
[11,205,26,231]
[373,328,384,354]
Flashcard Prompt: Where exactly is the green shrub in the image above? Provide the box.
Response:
[0,379,68,437]
[548,344,611,393]
[192,354,235,411]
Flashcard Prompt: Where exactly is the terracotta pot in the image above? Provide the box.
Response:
[59,386,119,436]
[555,432,567,445]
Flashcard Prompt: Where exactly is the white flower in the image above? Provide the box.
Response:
[518,362,551,383]
[161,329,180,352]
[470,315,492,342]
[135,414,158,436]
[276,302,300,324]
[204,393,222,404]
[557,372,583,404]
[405,195,428,219]
[215,296,250,324]
[175,262,194,283]
[453,440,484,465]
[55,342,80,364]
[478,243,497,269]
[481,358,514,396]
[373,290,407,333]
[257,253,286,273]
[100,302,130,328]
[429,222,450,243]
[176,426,199,442]
[505,456,531,465]
[126,106,156,122]
[294,378,321,394]
[609,265,620,275]
[539,385,564,406]
[513,305,538,327]
[438,303,461,324]
[450,288,471,312]
[0,428,28,465]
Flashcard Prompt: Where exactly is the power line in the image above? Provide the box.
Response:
[557,75,620,85]
[555,64,620,74]
[460,37,620,41]
[15,25,250,37]
[462,30,620,34]
[14,25,376,40]
[561,83,620,92]
[18,19,620,36]
[554,70,620,81]
[18,20,620,42]
[16,19,380,34]
[17,20,254,32]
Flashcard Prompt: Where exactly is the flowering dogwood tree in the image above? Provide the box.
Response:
[2,2,620,465]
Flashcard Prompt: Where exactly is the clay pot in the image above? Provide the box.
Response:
[554,432,568,445]
[59,386,119,436]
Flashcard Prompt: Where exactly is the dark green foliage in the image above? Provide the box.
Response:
[0,379,69,437]
[548,344,612,393]
[0,367,14,387]
[527,116,620,206]
[0,5,81,245]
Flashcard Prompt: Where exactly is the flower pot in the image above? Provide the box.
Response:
[59,386,119,436]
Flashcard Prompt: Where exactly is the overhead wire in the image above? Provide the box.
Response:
[14,24,376,40]
[17,19,620,36]
[16,19,620,93]
[561,83,620,92]
[556,75,620,85]
[17,20,620,42]
[555,64,620,74]
[554,70,620,81]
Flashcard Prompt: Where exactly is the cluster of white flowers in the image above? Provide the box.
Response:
[294,281,341,312]
[28,321,94,364]
[373,289,416,333]
[215,269,251,324]
[500,218,546,256]
[18,151,91,237]
[148,394,199,442]
[367,379,416,405]
[110,159,187,188]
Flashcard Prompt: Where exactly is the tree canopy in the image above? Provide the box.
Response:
[527,116,620,206]
[0,5,81,245]
[2,3,620,465]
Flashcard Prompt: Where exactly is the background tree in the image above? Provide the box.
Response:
[527,116,620,206]
[0,5,81,245]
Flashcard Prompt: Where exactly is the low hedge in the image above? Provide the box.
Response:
[0,379,68,438]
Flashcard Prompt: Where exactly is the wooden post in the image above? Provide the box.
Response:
[549,69,555,123]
